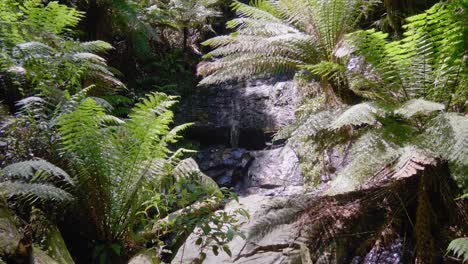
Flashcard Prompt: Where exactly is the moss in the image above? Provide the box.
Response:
[32,246,59,264]
[31,209,74,264]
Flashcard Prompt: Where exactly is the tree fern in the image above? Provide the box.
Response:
[58,93,193,242]
[199,0,378,104]
[0,0,121,101]
[421,113,468,190]
[394,98,445,118]
[2,159,72,185]
[11,40,123,97]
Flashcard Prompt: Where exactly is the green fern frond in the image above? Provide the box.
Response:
[394,99,445,119]
[172,158,219,193]
[16,41,55,54]
[348,1,467,105]
[327,131,399,195]
[78,41,113,53]
[0,181,73,205]
[447,237,468,262]
[329,102,381,130]
[421,113,468,189]
[247,194,309,242]
[20,0,84,35]
[58,92,193,241]
[1,159,73,186]
[199,0,377,86]
[301,61,347,83]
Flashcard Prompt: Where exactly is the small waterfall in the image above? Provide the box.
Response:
[230,99,240,148]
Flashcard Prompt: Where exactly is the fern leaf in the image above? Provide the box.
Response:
[329,102,381,130]
[78,41,113,53]
[0,181,74,205]
[2,159,73,186]
[447,237,468,262]
[199,0,376,85]
[421,113,468,189]
[395,99,445,118]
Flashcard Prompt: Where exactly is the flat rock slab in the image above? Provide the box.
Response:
[172,188,303,264]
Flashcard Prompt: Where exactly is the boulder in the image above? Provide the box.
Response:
[194,146,252,189]
[31,209,74,264]
[128,251,160,264]
[32,246,59,264]
[0,205,21,258]
[247,146,302,188]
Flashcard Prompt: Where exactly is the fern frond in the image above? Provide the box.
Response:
[447,237,468,262]
[0,181,73,205]
[329,102,381,130]
[1,159,73,186]
[421,113,468,189]
[349,1,467,105]
[20,0,84,35]
[199,0,376,86]
[247,194,309,242]
[327,131,399,194]
[78,41,113,53]
[172,158,219,192]
[394,99,445,119]
[58,92,193,241]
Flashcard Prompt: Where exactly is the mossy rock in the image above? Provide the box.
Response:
[0,206,21,258]
[31,209,74,264]
[32,246,59,264]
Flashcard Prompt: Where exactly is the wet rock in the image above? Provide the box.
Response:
[194,146,252,189]
[180,78,300,149]
[0,206,21,258]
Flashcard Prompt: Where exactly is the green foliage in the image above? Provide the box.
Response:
[348,1,467,108]
[146,0,221,50]
[142,180,246,259]
[0,96,56,166]
[281,96,466,194]
[0,0,84,46]
[0,159,74,208]
[447,237,468,262]
[0,0,121,103]
[58,92,192,242]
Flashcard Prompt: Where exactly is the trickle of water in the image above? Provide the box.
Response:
[230,100,240,148]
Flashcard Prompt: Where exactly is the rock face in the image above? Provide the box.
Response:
[171,188,306,264]
[248,146,303,188]
[193,145,303,191]
[172,77,306,264]
[180,78,300,149]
